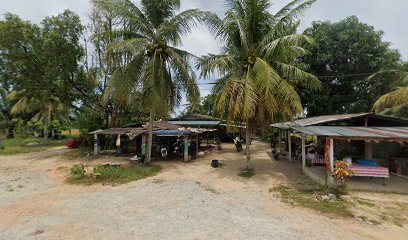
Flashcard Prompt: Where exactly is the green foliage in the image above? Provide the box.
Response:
[199,0,319,131]
[70,164,86,178]
[0,10,95,137]
[238,171,255,178]
[301,16,402,116]
[0,136,66,155]
[198,0,319,169]
[68,164,162,185]
[369,69,408,117]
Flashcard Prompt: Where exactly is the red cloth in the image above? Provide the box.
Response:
[349,164,389,178]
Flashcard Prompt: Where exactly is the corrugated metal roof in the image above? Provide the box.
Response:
[270,113,373,129]
[292,126,408,140]
[96,128,148,136]
[168,120,221,126]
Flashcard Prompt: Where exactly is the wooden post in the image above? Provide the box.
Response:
[301,135,306,170]
[141,135,146,155]
[326,138,335,185]
[288,131,292,162]
[183,137,189,162]
[329,138,334,172]
[196,133,199,156]
[93,134,100,156]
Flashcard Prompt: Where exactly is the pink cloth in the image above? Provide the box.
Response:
[349,164,389,178]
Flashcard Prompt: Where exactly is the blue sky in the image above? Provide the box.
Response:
[1,0,407,114]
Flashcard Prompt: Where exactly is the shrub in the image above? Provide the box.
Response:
[333,160,353,183]
[93,165,122,180]
[70,164,86,178]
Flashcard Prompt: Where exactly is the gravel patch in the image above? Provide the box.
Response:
[1,178,362,240]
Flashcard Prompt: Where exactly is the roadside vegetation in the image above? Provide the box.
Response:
[239,171,256,178]
[67,164,161,185]
[0,136,67,155]
[271,184,408,227]
[271,184,353,217]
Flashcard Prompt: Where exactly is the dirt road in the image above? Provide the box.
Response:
[0,142,407,239]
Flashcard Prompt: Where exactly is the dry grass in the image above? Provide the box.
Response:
[271,184,353,217]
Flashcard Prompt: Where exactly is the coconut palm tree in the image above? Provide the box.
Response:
[198,0,320,170]
[369,70,408,113]
[11,93,71,139]
[93,0,207,165]
[0,87,15,138]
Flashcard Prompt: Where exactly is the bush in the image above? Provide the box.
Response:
[94,165,122,179]
[70,164,86,178]
[333,160,353,183]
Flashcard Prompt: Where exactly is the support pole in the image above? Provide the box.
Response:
[93,134,100,156]
[288,131,292,162]
[329,138,334,172]
[301,135,306,170]
[327,138,335,185]
[141,135,146,155]
[183,137,189,162]
[196,133,199,157]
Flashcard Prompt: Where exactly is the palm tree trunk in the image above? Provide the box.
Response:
[6,119,14,139]
[44,125,48,140]
[245,120,251,170]
[145,109,154,166]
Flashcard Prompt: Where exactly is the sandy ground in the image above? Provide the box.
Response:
[0,142,407,240]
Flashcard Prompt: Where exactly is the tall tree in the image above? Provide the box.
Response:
[0,11,93,138]
[94,0,207,164]
[0,87,14,138]
[199,0,320,170]
[301,16,401,116]
[369,69,408,117]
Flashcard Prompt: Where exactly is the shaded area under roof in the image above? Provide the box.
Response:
[152,130,197,136]
[168,120,221,126]
[271,113,374,129]
[91,128,148,137]
[89,121,183,139]
[170,114,221,121]
[291,126,408,141]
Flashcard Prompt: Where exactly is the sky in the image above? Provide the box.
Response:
[1,0,408,113]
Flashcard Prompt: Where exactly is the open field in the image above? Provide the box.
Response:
[0,141,407,239]
[0,136,69,155]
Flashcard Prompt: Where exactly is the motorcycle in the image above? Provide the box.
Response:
[216,140,222,151]
[270,139,280,161]
[234,139,243,152]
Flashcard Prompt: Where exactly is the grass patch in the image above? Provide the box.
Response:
[0,136,67,155]
[357,199,376,208]
[67,164,161,185]
[152,178,165,184]
[238,171,255,178]
[271,185,353,217]
[61,147,91,160]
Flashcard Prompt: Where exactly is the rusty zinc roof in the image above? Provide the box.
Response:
[270,113,374,129]
[291,126,408,141]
